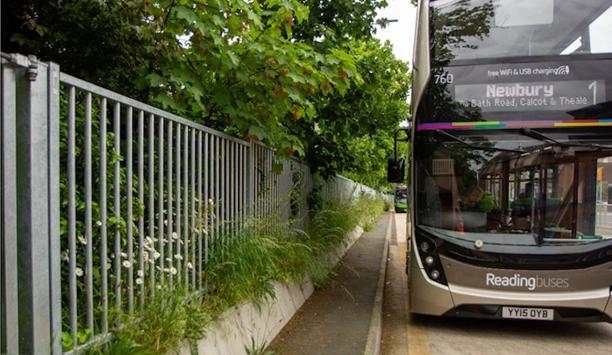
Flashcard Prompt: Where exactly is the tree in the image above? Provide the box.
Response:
[299,39,410,187]
[293,0,389,43]
[1,0,150,99]
[2,0,408,187]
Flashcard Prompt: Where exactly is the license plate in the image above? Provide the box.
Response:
[502,306,554,320]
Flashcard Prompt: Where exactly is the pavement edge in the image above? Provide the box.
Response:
[364,212,393,355]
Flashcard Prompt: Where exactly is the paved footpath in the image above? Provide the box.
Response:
[268,213,391,355]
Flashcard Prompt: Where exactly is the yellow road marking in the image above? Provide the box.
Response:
[397,232,430,355]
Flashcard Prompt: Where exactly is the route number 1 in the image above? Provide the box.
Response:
[588,80,597,104]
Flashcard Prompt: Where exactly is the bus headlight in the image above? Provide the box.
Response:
[415,231,448,285]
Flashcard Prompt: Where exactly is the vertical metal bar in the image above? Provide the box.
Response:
[258,145,262,221]
[214,135,219,256]
[157,118,165,289]
[238,145,242,234]
[234,144,238,236]
[183,125,189,289]
[66,86,78,346]
[139,111,147,307]
[203,133,209,267]
[99,97,109,335]
[266,148,270,221]
[241,145,246,232]
[220,138,225,254]
[267,149,271,226]
[191,128,196,289]
[113,102,122,312]
[158,117,168,295]
[229,142,234,239]
[253,144,257,221]
[197,131,203,290]
[176,124,182,284]
[1,60,19,355]
[84,92,94,332]
[126,107,134,313]
[167,121,173,286]
[47,62,62,355]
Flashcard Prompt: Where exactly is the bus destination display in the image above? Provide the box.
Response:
[454,79,606,112]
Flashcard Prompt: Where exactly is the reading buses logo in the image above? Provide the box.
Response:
[485,273,569,291]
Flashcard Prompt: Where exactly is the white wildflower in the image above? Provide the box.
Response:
[121,252,128,258]
[122,260,131,268]
[164,219,168,226]
[61,250,69,262]
[208,198,214,205]
[78,235,87,245]
[110,253,115,259]
[137,269,144,277]
[135,278,143,285]
[174,254,183,261]
[169,267,177,275]
[172,232,178,240]
[75,267,84,277]
[96,220,103,227]
[186,262,193,269]
[153,251,161,259]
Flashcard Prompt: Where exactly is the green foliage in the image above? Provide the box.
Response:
[92,287,211,354]
[293,0,389,43]
[304,40,410,187]
[305,193,384,286]
[2,0,149,99]
[246,337,276,355]
[2,0,407,186]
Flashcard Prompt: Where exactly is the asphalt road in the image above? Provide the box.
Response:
[382,212,612,355]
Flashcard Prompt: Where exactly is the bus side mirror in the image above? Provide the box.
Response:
[387,158,405,182]
[387,126,411,183]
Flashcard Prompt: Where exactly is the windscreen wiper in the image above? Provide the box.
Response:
[519,128,612,150]
[435,129,525,154]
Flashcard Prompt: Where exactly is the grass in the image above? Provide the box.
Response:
[94,194,384,354]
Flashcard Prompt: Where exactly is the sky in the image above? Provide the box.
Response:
[373,0,418,65]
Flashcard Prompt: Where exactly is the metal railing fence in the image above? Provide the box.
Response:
[0,53,378,354]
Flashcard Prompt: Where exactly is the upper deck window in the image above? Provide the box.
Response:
[431,0,612,64]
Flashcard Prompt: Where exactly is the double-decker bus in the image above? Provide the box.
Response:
[389,0,612,321]
[394,184,409,213]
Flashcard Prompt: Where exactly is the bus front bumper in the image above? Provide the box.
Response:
[409,262,612,322]
[446,284,612,322]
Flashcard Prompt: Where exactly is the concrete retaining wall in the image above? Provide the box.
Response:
[179,225,364,355]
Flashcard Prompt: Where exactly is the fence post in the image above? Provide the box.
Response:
[1,54,21,355]
[7,53,61,354]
